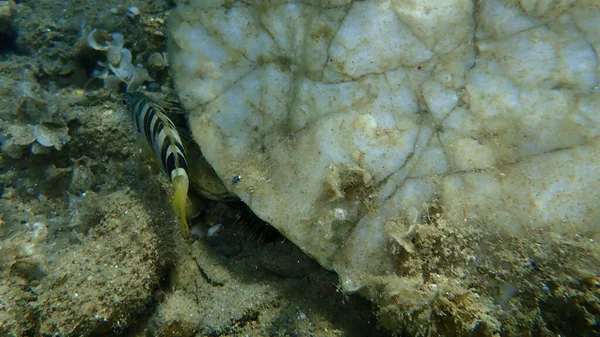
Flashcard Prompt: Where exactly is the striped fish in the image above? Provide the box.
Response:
[122,92,190,236]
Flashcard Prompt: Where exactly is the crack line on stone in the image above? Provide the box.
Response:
[195,65,260,108]
[374,124,428,207]
[188,15,260,107]
[320,3,352,81]
[321,1,353,81]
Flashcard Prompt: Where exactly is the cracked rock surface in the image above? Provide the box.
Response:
[169,1,600,335]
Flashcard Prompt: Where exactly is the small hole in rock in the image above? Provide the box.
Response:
[0,27,17,53]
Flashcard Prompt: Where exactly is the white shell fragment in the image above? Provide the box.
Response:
[34,123,70,150]
[86,28,111,51]
[108,48,133,80]
[147,52,167,69]
[89,28,152,92]
[127,6,140,19]
[105,46,122,66]
[126,67,152,92]
[207,224,222,237]
[110,32,125,49]
[169,0,599,334]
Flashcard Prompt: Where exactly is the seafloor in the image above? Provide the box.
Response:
[1,1,599,337]
[0,1,386,336]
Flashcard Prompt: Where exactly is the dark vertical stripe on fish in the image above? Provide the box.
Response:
[122,92,189,183]
[143,107,154,143]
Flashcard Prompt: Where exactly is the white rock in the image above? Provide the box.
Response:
[168,0,599,333]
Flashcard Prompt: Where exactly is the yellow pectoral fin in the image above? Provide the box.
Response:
[171,173,190,237]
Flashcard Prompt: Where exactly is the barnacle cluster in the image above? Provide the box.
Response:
[87,28,152,92]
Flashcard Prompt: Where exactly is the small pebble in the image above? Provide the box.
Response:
[207,224,222,237]
[127,6,140,19]
[146,82,161,92]
[190,225,204,239]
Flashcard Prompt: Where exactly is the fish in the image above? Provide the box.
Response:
[122,92,190,236]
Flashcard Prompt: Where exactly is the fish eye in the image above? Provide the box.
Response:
[122,98,127,106]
